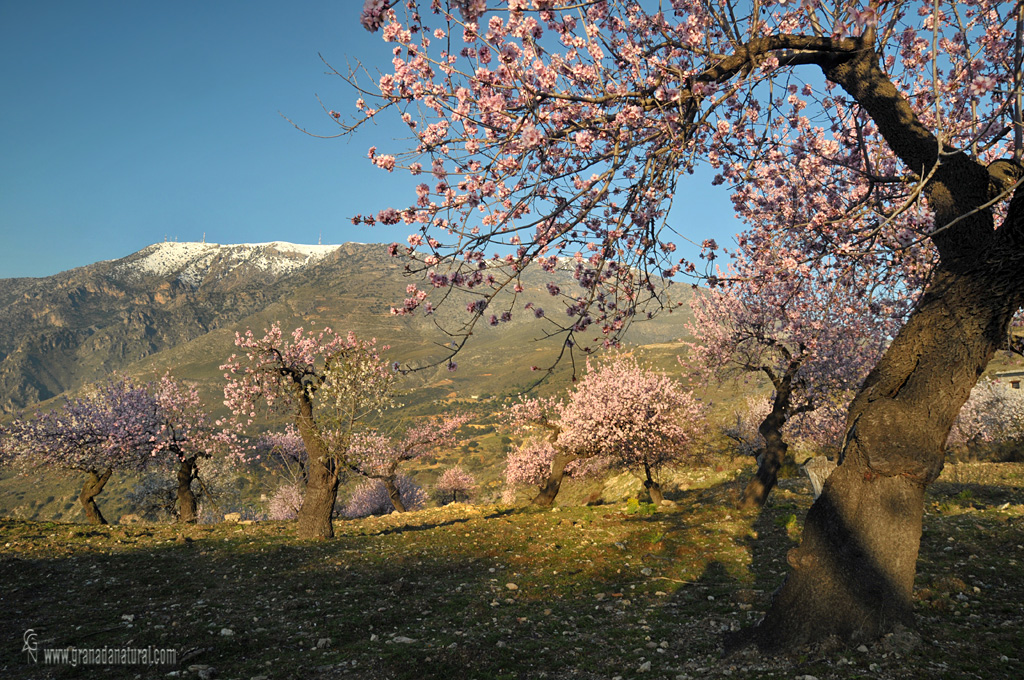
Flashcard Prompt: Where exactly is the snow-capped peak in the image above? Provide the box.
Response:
[115,241,342,287]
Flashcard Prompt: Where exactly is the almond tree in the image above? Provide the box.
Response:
[686,244,907,509]
[341,0,1024,648]
[435,465,476,503]
[347,414,470,512]
[342,473,427,518]
[3,378,160,524]
[151,374,238,523]
[503,436,604,502]
[947,378,1024,459]
[221,324,395,539]
[507,355,705,505]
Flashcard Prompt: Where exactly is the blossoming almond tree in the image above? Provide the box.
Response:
[221,324,395,539]
[343,473,427,518]
[686,245,907,509]
[342,0,1024,648]
[151,374,239,523]
[435,465,476,503]
[507,355,705,505]
[347,413,471,511]
[3,378,162,525]
[503,436,605,501]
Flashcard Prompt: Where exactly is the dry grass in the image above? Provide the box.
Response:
[1,462,1022,679]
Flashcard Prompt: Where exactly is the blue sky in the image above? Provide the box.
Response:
[1,1,735,279]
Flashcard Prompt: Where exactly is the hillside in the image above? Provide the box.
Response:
[0,241,695,418]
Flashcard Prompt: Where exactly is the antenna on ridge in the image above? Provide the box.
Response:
[318,231,322,245]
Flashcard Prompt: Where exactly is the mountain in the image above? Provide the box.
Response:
[0,241,696,417]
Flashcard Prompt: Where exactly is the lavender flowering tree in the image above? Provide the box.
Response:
[342,474,427,518]
[347,414,470,512]
[4,378,161,525]
[221,324,395,539]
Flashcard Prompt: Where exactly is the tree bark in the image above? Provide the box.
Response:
[739,199,1024,651]
[644,479,664,506]
[176,456,198,524]
[383,475,407,513]
[79,468,113,525]
[532,450,575,507]
[295,397,340,539]
[642,459,664,505]
[739,401,789,509]
[725,38,1024,651]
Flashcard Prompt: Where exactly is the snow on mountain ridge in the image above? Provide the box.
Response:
[115,241,343,287]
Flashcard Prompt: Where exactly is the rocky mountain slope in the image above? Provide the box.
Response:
[0,241,694,416]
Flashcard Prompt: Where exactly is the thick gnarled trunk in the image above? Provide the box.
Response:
[295,398,340,539]
[176,456,199,524]
[79,468,113,525]
[383,475,407,513]
[742,239,1024,650]
[739,392,793,509]
[532,450,575,507]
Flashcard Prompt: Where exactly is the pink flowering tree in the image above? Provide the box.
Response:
[507,355,705,505]
[346,414,470,512]
[267,482,304,521]
[503,437,608,502]
[435,465,476,504]
[341,0,1024,650]
[560,355,707,504]
[221,324,395,539]
[686,243,907,509]
[947,379,1024,460]
[151,374,240,524]
[3,377,162,525]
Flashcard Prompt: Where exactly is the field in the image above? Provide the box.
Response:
[2,462,1023,680]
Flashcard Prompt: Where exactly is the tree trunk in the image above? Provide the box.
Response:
[644,479,664,506]
[642,460,664,505]
[739,402,789,509]
[176,456,198,524]
[295,398,340,540]
[383,475,407,513]
[738,242,1024,650]
[79,468,113,525]
[723,43,1024,651]
[532,450,575,507]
